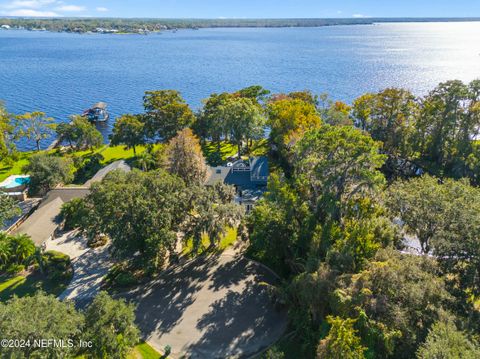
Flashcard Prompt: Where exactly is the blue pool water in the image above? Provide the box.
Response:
[0,22,479,151]
[1,176,30,189]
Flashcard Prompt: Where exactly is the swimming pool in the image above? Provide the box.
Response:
[0,175,30,189]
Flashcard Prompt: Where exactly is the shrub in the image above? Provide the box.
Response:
[6,264,25,275]
[105,264,138,288]
[43,250,72,281]
[72,153,104,184]
[60,198,89,231]
[87,234,108,248]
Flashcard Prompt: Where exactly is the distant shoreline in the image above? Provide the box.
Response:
[0,17,479,35]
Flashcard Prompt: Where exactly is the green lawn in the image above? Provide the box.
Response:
[182,227,238,257]
[201,140,269,166]
[76,342,164,359]
[73,144,149,165]
[127,342,164,359]
[202,141,238,165]
[0,144,160,183]
[0,272,70,302]
[0,151,37,182]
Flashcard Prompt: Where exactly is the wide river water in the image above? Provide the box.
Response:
[1,22,479,150]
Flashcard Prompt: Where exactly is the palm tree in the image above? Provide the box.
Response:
[135,151,156,172]
[34,246,45,274]
[0,233,12,268]
[10,234,35,265]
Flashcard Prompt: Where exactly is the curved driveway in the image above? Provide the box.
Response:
[46,231,112,306]
[122,253,288,359]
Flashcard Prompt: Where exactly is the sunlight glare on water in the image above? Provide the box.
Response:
[0,22,479,150]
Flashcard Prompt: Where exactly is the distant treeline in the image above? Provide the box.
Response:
[0,17,479,34]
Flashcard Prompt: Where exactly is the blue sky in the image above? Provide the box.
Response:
[0,0,479,18]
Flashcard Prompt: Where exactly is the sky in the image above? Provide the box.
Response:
[0,0,480,19]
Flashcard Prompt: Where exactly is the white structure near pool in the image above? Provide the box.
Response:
[0,175,30,200]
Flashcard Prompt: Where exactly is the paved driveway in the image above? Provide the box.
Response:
[122,253,288,359]
[46,231,112,306]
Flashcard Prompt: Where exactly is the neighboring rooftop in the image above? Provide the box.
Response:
[13,160,131,245]
[205,166,230,186]
[84,160,131,186]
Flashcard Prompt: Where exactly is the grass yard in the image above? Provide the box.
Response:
[0,151,37,182]
[0,144,161,182]
[76,342,163,359]
[127,342,164,359]
[0,272,70,302]
[249,139,269,157]
[73,144,149,165]
[202,141,238,165]
[182,227,238,257]
[202,140,269,166]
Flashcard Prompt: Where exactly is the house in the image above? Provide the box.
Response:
[12,160,131,245]
[206,156,269,212]
[13,187,90,245]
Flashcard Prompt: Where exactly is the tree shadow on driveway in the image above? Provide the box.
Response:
[122,253,287,358]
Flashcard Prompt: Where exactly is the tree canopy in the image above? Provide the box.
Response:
[23,153,73,195]
[110,114,145,154]
[56,115,103,151]
[143,90,195,141]
[166,128,207,185]
[0,292,84,358]
[0,194,20,228]
[15,111,55,151]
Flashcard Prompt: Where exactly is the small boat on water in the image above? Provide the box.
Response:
[82,102,110,122]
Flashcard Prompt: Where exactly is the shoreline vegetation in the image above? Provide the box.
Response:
[0,17,479,34]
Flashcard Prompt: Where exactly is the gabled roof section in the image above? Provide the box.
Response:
[250,156,269,180]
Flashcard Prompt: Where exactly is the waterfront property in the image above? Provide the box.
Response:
[206,156,269,212]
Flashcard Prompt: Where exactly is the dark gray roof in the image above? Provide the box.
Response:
[225,170,252,188]
[205,166,230,186]
[206,157,269,190]
[250,157,269,179]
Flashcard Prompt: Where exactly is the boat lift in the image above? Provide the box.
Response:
[82,102,110,122]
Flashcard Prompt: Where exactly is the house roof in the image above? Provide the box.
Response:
[250,157,269,178]
[14,188,89,245]
[206,156,269,189]
[84,160,131,186]
[225,170,253,188]
[13,161,132,245]
[205,166,230,186]
[14,197,63,245]
[38,188,90,209]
